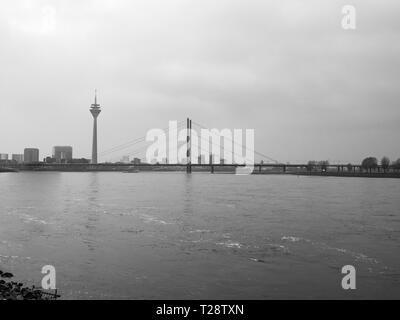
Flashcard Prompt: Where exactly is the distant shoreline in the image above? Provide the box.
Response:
[254,171,400,178]
[0,167,18,173]
[2,167,400,178]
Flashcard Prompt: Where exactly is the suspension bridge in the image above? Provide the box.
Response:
[95,117,279,174]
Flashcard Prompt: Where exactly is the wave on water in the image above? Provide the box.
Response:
[120,228,144,234]
[21,214,49,225]
[140,214,173,225]
[0,254,31,261]
[281,236,302,242]
[5,207,36,216]
[249,258,266,263]
[189,229,211,233]
[4,208,49,225]
[281,235,380,265]
[216,240,243,249]
[323,245,380,264]
[265,244,290,254]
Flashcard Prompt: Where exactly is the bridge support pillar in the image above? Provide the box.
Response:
[186,117,192,174]
[211,165,214,174]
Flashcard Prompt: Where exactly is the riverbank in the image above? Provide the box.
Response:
[2,164,400,177]
[0,167,18,173]
[285,171,400,178]
[0,270,59,300]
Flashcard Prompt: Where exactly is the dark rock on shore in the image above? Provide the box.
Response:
[0,270,60,300]
[0,271,14,278]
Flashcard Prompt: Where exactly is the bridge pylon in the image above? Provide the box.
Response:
[186,118,192,174]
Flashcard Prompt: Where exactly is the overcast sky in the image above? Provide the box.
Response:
[0,0,399,163]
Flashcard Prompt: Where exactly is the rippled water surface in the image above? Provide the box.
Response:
[1,172,399,299]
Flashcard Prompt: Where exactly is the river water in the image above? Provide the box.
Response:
[0,172,399,299]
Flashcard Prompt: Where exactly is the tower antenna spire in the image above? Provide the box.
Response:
[91,89,100,108]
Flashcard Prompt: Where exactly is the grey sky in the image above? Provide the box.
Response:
[1,0,399,163]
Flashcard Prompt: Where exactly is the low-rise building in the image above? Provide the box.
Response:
[121,155,130,163]
[12,154,24,163]
[24,148,40,163]
[53,146,73,163]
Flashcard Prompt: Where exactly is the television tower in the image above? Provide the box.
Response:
[90,90,101,164]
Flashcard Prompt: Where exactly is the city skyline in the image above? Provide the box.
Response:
[1,1,400,163]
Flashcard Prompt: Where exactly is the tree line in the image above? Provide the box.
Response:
[307,157,400,173]
[360,156,400,172]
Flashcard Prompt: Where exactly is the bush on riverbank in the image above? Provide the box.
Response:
[0,270,60,300]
